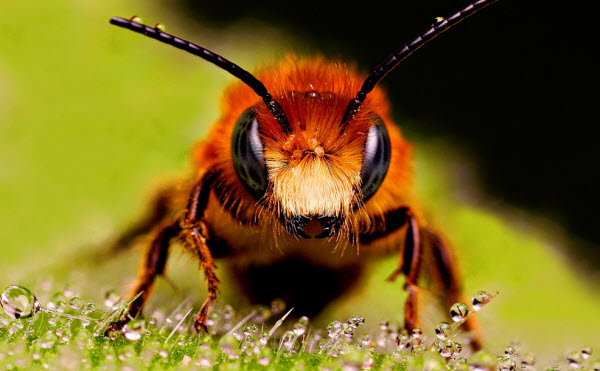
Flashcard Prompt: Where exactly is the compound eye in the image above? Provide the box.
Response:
[231,108,268,201]
[360,117,391,201]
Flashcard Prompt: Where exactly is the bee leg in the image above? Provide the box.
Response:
[386,212,422,333]
[424,227,482,349]
[185,221,219,333]
[177,170,220,333]
[106,222,180,332]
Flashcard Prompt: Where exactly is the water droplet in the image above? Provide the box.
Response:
[498,356,517,371]
[581,346,592,359]
[471,291,492,311]
[258,348,272,366]
[379,320,389,331]
[293,316,309,336]
[505,345,518,359]
[521,353,536,368]
[220,334,239,359]
[270,299,285,314]
[567,350,584,368]
[69,297,82,310]
[253,305,270,323]
[154,23,166,32]
[453,341,463,356]
[327,320,343,338]
[343,326,355,340]
[411,327,423,339]
[449,302,469,322]
[0,285,41,319]
[347,315,365,328]
[83,303,97,314]
[54,300,66,313]
[435,322,451,339]
[103,290,120,309]
[341,349,364,371]
[433,17,445,26]
[130,16,143,24]
[123,320,144,341]
[259,331,268,345]
[148,315,157,326]
[223,305,235,320]
[396,333,411,349]
[7,321,21,334]
[40,331,57,349]
[411,345,424,354]
[469,350,497,370]
[438,339,454,357]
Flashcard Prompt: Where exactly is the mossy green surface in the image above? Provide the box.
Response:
[0,0,598,366]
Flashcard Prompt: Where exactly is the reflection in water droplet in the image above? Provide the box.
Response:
[293,316,309,336]
[396,333,410,350]
[40,331,57,349]
[471,291,492,311]
[83,303,96,314]
[69,297,82,310]
[438,339,454,357]
[521,353,536,368]
[505,345,518,359]
[411,327,423,339]
[0,285,41,319]
[581,346,592,359]
[103,290,120,309]
[123,320,144,341]
[154,23,166,32]
[435,322,451,339]
[327,321,343,338]
[347,315,364,329]
[223,305,235,320]
[567,350,584,368]
[449,303,469,322]
[498,356,517,371]
[453,341,463,356]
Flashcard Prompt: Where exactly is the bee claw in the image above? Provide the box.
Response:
[104,321,124,337]
[194,319,209,333]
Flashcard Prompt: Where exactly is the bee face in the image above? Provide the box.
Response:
[230,66,392,239]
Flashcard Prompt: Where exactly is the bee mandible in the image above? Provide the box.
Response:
[107,0,500,346]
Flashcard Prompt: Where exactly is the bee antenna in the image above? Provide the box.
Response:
[109,17,293,134]
[340,0,500,132]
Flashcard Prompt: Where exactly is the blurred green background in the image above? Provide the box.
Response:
[0,0,598,362]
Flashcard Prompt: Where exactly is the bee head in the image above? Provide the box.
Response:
[229,57,393,239]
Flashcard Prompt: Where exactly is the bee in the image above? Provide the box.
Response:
[107,0,499,345]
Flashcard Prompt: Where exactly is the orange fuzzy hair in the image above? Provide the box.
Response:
[193,55,414,238]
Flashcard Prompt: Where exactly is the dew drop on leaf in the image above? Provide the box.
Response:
[0,285,41,319]
[327,320,343,338]
[123,320,144,341]
[435,322,451,339]
[471,291,492,311]
[449,302,469,322]
[411,327,423,339]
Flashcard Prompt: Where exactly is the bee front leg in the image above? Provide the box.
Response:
[177,170,220,333]
[386,211,422,333]
[182,221,219,333]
